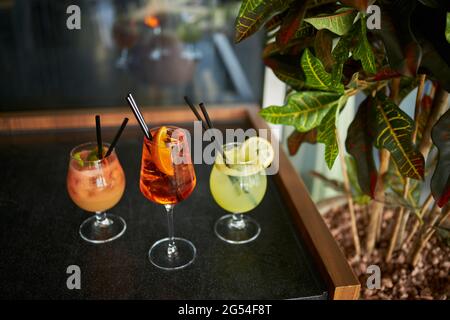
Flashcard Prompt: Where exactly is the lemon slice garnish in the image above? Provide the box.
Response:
[240,137,274,169]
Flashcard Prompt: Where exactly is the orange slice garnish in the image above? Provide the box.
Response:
[152,126,175,176]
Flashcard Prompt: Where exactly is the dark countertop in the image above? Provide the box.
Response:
[0,123,327,299]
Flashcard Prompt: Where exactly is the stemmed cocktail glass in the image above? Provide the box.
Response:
[210,141,268,244]
[67,142,127,243]
[139,126,197,270]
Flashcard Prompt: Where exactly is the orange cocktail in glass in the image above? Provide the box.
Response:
[67,142,126,243]
[140,126,196,270]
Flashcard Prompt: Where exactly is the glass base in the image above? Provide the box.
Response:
[79,214,126,244]
[148,237,196,270]
[214,214,261,244]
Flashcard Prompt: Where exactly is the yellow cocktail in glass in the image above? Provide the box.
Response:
[210,141,271,244]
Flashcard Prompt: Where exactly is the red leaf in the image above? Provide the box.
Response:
[276,1,308,50]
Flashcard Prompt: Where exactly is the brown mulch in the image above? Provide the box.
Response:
[323,205,450,300]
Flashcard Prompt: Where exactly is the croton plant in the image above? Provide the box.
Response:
[234,0,450,262]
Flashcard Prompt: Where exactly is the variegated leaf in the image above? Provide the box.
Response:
[369,93,425,180]
[235,0,293,43]
[260,91,342,132]
[317,105,339,169]
[276,0,308,50]
[352,16,377,74]
[304,9,357,36]
[301,48,344,93]
[331,31,353,85]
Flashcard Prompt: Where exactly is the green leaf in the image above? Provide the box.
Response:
[304,9,357,36]
[301,48,344,93]
[73,152,84,167]
[369,92,425,180]
[235,0,293,43]
[431,109,450,207]
[352,16,376,74]
[260,91,342,131]
[317,105,339,169]
[331,31,353,85]
[345,96,378,197]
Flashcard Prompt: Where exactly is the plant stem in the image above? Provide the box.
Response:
[336,128,361,257]
[386,181,410,262]
[412,74,426,142]
[418,87,449,159]
[366,149,390,253]
[410,204,449,266]
[405,192,434,245]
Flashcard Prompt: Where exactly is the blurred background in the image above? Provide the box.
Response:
[0,0,263,110]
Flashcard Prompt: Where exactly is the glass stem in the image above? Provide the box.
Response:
[165,204,178,258]
[230,213,246,230]
[95,211,111,227]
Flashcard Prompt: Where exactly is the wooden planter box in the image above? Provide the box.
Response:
[0,105,360,300]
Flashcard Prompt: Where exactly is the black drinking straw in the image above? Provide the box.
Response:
[183,96,208,132]
[199,102,213,130]
[197,101,224,155]
[126,93,151,140]
[187,98,256,202]
[95,115,103,159]
[183,96,228,166]
[105,117,129,157]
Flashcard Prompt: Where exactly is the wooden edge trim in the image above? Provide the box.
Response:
[0,104,252,133]
[245,105,360,300]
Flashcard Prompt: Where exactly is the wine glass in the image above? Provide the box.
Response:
[210,142,267,244]
[67,142,127,243]
[140,126,197,270]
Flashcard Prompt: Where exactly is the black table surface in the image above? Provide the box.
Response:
[0,123,327,299]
